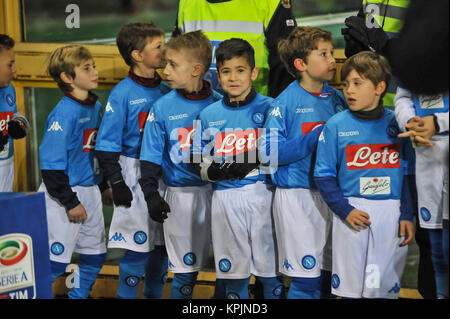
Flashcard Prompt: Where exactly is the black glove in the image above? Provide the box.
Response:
[206,161,235,181]
[342,27,367,58]
[7,119,27,139]
[145,191,171,223]
[0,131,9,152]
[111,180,133,208]
[226,149,260,180]
[342,15,389,57]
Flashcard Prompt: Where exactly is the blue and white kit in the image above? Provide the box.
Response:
[140,88,221,273]
[96,75,169,252]
[39,94,105,263]
[263,81,347,280]
[194,92,279,282]
[314,108,413,298]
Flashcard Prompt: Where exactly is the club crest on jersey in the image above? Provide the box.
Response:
[83,128,98,152]
[178,126,196,151]
[6,94,14,106]
[252,112,265,125]
[0,111,13,134]
[215,129,259,156]
[302,122,325,135]
[139,112,149,135]
[346,143,400,170]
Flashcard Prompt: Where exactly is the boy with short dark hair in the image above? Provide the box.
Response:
[192,38,283,299]
[262,26,347,298]
[314,51,414,298]
[139,30,221,299]
[39,44,112,299]
[95,22,170,299]
[0,34,29,191]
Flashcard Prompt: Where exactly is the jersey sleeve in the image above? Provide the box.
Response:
[39,113,74,170]
[95,89,127,152]
[394,87,416,132]
[140,105,166,165]
[314,122,338,178]
[260,100,290,167]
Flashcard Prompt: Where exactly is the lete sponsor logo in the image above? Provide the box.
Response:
[0,234,36,299]
[346,143,400,170]
[178,126,196,151]
[302,122,325,135]
[83,128,98,152]
[215,129,259,156]
[139,112,149,135]
[0,111,13,134]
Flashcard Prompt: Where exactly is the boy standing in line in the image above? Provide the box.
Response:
[39,45,112,298]
[0,34,29,191]
[139,31,221,299]
[95,23,170,299]
[262,27,347,298]
[193,38,283,299]
[314,51,414,298]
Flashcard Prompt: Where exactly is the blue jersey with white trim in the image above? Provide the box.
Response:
[263,80,347,189]
[195,93,273,190]
[314,109,413,200]
[140,90,221,187]
[95,77,170,158]
[39,96,103,186]
[0,84,18,161]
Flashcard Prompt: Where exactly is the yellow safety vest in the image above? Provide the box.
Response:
[177,0,281,96]
[363,0,410,107]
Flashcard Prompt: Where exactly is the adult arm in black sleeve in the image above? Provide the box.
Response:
[383,0,449,95]
[265,2,297,98]
[41,170,80,211]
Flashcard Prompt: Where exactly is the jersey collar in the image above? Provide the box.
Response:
[128,68,162,88]
[64,91,98,106]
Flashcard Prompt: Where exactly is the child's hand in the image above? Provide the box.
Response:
[414,115,436,146]
[346,209,371,232]
[68,204,88,223]
[399,220,414,246]
[101,188,114,206]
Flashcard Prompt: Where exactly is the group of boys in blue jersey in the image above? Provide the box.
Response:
[0,14,447,300]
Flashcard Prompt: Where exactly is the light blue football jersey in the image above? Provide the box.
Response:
[314,109,413,200]
[95,77,170,158]
[263,81,347,189]
[194,93,273,190]
[140,89,222,187]
[39,95,103,186]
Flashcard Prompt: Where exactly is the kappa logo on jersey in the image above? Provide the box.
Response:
[319,130,325,143]
[388,283,400,294]
[360,176,391,195]
[346,143,400,170]
[0,111,13,134]
[129,98,147,106]
[83,128,98,152]
[215,129,259,156]
[138,112,149,135]
[147,112,155,123]
[302,122,325,135]
[270,106,282,118]
[178,126,196,151]
[105,102,114,113]
[47,121,63,132]
[109,232,127,243]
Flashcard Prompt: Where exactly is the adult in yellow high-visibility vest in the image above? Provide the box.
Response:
[173,0,297,98]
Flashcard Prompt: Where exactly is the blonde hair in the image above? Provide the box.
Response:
[47,45,93,92]
[165,31,212,75]
[278,26,332,80]
[341,51,392,97]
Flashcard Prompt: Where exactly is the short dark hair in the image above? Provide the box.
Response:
[0,34,15,53]
[116,22,164,67]
[215,38,255,70]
